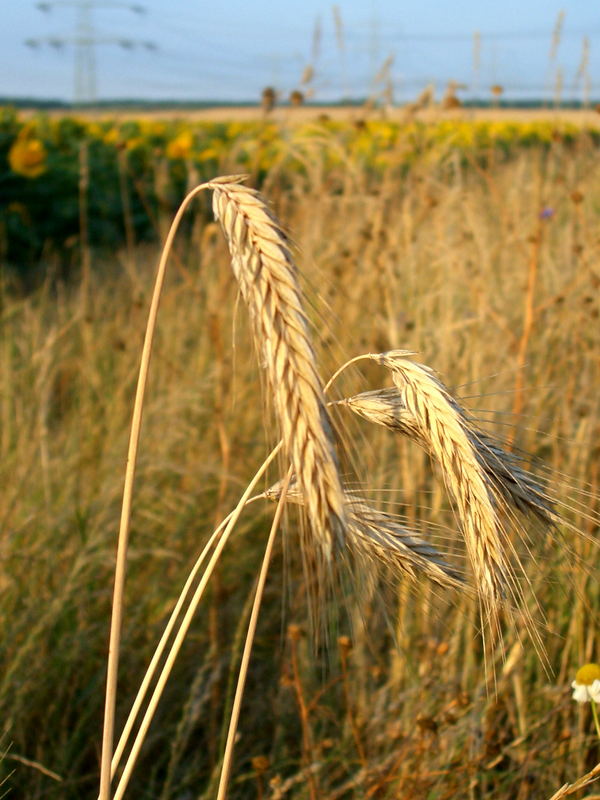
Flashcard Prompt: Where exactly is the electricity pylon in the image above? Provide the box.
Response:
[26,1,156,104]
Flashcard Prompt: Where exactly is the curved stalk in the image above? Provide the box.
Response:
[111,444,282,800]
[99,181,212,800]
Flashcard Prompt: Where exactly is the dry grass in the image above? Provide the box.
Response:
[1,134,600,799]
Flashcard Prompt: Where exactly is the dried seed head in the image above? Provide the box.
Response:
[287,623,303,641]
[251,756,270,773]
[370,351,512,626]
[208,177,347,560]
[265,481,463,591]
[343,386,555,526]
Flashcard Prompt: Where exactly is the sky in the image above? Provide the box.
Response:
[1,1,599,104]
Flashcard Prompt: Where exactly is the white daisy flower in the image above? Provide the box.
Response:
[572,663,600,704]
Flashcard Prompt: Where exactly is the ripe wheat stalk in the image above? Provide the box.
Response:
[100,175,349,799]
[99,175,580,800]
[211,178,347,559]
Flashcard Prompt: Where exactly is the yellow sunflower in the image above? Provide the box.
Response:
[166,131,194,160]
[8,135,47,178]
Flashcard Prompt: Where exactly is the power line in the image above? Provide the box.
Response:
[25,1,157,103]
[17,5,599,103]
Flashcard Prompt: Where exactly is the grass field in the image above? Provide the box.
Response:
[1,110,600,799]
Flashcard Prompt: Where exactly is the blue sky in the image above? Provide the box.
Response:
[2,1,598,103]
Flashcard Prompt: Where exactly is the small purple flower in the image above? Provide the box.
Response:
[539,207,555,220]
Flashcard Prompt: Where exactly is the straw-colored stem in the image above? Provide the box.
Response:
[511,218,542,437]
[339,642,366,766]
[323,353,373,394]
[117,149,136,269]
[109,494,262,779]
[99,181,209,800]
[216,468,293,800]
[111,443,282,800]
[548,758,600,799]
[289,630,319,800]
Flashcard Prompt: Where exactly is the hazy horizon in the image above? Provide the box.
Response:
[2,1,598,105]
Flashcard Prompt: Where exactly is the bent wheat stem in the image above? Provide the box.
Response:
[111,444,282,800]
[99,181,210,800]
[109,488,271,781]
[216,468,293,800]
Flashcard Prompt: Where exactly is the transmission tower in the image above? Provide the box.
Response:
[26,1,157,104]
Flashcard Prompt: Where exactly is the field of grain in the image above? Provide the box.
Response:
[21,105,600,126]
[1,109,600,799]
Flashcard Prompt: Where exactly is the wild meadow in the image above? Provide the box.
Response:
[1,107,600,799]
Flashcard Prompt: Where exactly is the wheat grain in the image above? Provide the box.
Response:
[341,386,555,525]
[208,176,347,559]
[372,351,511,625]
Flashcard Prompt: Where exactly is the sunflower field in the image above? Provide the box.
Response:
[1,105,599,281]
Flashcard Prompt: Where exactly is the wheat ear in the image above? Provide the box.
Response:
[374,351,510,622]
[347,496,464,589]
[341,386,555,525]
[326,351,514,624]
[264,481,463,590]
[208,176,347,558]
